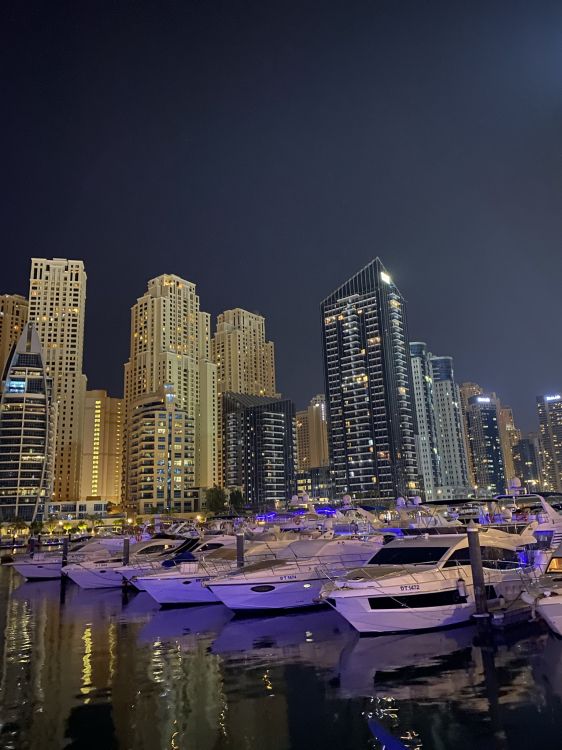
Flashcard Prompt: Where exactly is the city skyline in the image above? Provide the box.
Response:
[3,2,562,434]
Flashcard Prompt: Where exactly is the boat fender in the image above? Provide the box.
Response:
[457,579,467,598]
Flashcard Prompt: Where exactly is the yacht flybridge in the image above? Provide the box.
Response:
[320,528,539,633]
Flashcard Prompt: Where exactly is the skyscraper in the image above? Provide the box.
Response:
[295,394,329,474]
[212,309,276,397]
[80,390,123,505]
[222,393,296,507]
[498,406,520,484]
[513,435,542,493]
[295,409,311,472]
[212,308,276,486]
[321,258,420,499]
[28,258,87,501]
[123,274,217,510]
[431,356,470,498]
[0,294,28,379]
[466,394,506,496]
[537,394,562,492]
[459,382,482,487]
[410,342,440,499]
[0,324,56,520]
[410,345,470,500]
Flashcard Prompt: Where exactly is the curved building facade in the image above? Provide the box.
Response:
[0,324,55,520]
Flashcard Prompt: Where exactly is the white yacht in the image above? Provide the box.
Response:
[10,537,132,581]
[521,542,562,635]
[320,528,538,633]
[137,537,301,606]
[207,536,386,612]
[63,538,184,589]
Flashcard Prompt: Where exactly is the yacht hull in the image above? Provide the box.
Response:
[208,578,325,611]
[326,594,476,633]
[141,575,219,606]
[11,560,62,580]
[537,597,562,636]
[64,564,124,589]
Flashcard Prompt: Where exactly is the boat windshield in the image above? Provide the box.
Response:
[367,545,451,565]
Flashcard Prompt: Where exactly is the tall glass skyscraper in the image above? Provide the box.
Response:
[466,394,505,497]
[0,324,55,520]
[537,394,562,492]
[321,258,420,499]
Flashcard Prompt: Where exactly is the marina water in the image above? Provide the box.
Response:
[0,565,560,750]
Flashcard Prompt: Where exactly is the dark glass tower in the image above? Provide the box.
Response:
[466,394,505,496]
[0,324,55,521]
[321,258,420,499]
[222,393,296,508]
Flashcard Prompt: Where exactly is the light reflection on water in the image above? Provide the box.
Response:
[0,567,561,749]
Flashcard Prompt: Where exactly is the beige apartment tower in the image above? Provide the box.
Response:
[295,394,329,473]
[81,390,123,504]
[212,308,276,485]
[123,275,218,511]
[0,294,28,378]
[212,308,276,397]
[28,259,87,501]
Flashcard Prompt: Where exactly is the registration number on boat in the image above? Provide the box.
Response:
[279,575,297,581]
[399,584,420,592]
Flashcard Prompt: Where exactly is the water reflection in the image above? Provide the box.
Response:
[1,566,562,749]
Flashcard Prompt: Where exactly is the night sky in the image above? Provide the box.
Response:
[2,1,562,432]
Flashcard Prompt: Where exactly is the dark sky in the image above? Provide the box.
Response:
[2,1,562,432]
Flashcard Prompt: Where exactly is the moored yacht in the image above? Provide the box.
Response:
[10,537,133,581]
[207,536,386,612]
[137,537,304,606]
[320,528,538,633]
[63,537,184,589]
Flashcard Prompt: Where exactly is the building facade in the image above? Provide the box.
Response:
[295,394,329,475]
[498,406,520,484]
[430,356,470,499]
[537,394,562,492]
[127,385,200,515]
[295,409,310,473]
[512,435,542,494]
[409,343,440,499]
[28,258,87,501]
[222,393,296,508]
[212,308,276,486]
[80,390,123,505]
[123,274,218,511]
[466,394,506,496]
[321,258,420,499]
[0,325,56,520]
[0,294,28,380]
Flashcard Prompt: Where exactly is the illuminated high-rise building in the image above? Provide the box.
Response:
[0,294,28,379]
[295,394,329,475]
[459,382,482,487]
[321,258,420,499]
[80,390,123,504]
[0,324,56,520]
[410,345,470,500]
[537,394,562,492]
[212,308,276,486]
[28,258,87,501]
[466,394,505,497]
[513,435,542,493]
[498,406,520,483]
[212,308,276,397]
[410,342,440,499]
[222,393,296,507]
[123,275,217,511]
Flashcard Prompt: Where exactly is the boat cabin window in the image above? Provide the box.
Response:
[547,556,562,573]
[443,546,520,569]
[136,544,170,556]
[367,546,450,565]
[197,543,224,552]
